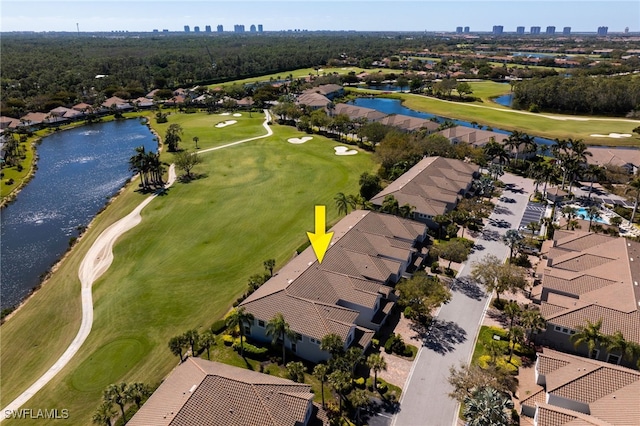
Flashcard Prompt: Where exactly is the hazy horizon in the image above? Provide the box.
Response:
[1,0,638,33]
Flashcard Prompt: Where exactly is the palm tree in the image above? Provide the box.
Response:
[103,383,128,423]
[183,329,200,357]
[484,139,509,166]
[626,177,640,224]
[571,319,604,358]
[226,307,255,358]
[266,312,294,364]
[263,258,276,277]
[366,353,387,390]
[520,308,546,346]
[505,131,523,164]
[328,370,352,412]
[321,333,345,359]
[508,326,525,363]
[334,192,350,216]
[192,136,200,149]
[463,387,514,426]
[502,229,523,260]
[129,146,149,189]
[349,389,370,426]
[586,205,601,232]
[605,331,640,363]
[562,205,578,229]
[125,382,151,409]
[199,331,216,360]
[398,203,415,219]
[313,364,329,407]
[168,335,187,362]
[92,402,116,426]
[582,164,604,199]
[286,361,307,383]
[503,301,521,330]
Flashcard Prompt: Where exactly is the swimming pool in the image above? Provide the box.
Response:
[575,207,609,224]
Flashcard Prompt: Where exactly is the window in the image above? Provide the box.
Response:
[257,320,265,328]
[590,349,600,360]
[607,353,621,365]
[553,325,574,335]
[296,333,302,342]
[291,342,297,353]
[244,325,251,336]
[309,337,320,345]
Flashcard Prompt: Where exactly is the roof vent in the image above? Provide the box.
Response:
[189,384,197,393]
[288,279,293,284]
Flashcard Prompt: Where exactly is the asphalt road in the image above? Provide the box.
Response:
[392,173,534,426]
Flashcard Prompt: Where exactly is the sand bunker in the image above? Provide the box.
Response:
[219,112,231,116]
[215,120,237,128]
[233,113,242,117]
[288,136,313,144]
[334,146,358,156]
[590,133,632,138]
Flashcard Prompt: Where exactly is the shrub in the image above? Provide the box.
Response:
[403,306,413,319]
[492,298,506,311]
[222,334,234,346]
[210,319,227,335]
[529,103,540,113]
[430,261,440,273]
[384,333,407,356]
[354,377,366,388]
[232,340,269,360]
[16,164,23,172]
[6,178,15,185]
[371,338,380,349]
[513,253,532,268]
[376,382,388,394]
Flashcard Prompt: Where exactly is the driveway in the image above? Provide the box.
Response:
[393,173,535,426]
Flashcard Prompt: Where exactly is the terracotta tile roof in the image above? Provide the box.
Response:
[20,112,48,125]
[587,146,640,170]
[543,275,617,296]
[537,353,570,375]
[72,102,93,111]
[378,114,440,132]
[546,304,640,344]
[296,92,330,108]
[438,126,509,148]
[333,104,387,122]
[370,156,478,217]
[129,358,327,426]
[521,389,546,408]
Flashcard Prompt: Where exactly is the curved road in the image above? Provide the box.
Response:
[1,110,273,419]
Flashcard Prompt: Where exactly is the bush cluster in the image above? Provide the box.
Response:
[232,340,269,360]
[384,333,412,357]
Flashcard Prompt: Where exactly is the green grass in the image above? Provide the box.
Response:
[350,90,640,146]
[0,113,375,424]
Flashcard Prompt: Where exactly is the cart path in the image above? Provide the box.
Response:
[1,110,272,419]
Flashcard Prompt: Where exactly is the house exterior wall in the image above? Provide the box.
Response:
[546,394,589,415]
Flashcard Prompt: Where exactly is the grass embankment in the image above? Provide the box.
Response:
[351,89,640,146]
[1,112,375,424]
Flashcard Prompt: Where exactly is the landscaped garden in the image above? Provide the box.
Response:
[0,111,376,425]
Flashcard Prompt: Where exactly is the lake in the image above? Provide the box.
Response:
[1,119,157,310]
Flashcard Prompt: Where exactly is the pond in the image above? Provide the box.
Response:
[1,119,158,310]
[350,97,555,147]
[493,93,514,108]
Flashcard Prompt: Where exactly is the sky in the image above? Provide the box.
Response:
[1,0,638,33]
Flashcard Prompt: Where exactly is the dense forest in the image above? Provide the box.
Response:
[512,75,640,115]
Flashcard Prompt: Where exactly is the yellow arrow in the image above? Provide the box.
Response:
[307,205,334,264]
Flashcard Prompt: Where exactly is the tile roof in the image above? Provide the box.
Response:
[241,211,425,343]
[370,156,478,217]
[332,104,387,122]
[129,358,327,426]
[522,350,640,426]
[377,114,440,132]
[296,92,330,108]
[437,126,509,148]
[587,146,640,170]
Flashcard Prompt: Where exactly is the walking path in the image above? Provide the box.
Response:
[393,173,535,426]
[0,110,273,419]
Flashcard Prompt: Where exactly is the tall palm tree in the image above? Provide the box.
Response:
[586,205,601,232]
[463,387,514,426]
[168,335,187,362]
[321,333,345,359]
[313,364,329,407]
[125,382,151,409]
[103,383,128,423]
[226,307,255,358]
[504,131,523,164]
[508,326,525,363]
[366,353,387,390]
[334,192,350,216]
[266,312,294,364]
[626,177,640,224]
[520,308,546,346]
[605,331,640,363]
[562,205,578,229]
[199,330,216,360]
[503,301,521,330]
[582,164,604,200]
[92,402,115,426]
[502,229,523,260]
[571,319,604,358]
[349,389,370,426]
[183,329,200,357]
[328,370,352,412]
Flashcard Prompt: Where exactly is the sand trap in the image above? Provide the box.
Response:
[215,120,237,128]
[288,136,313,144]
[589,133,632,138]
[233,113,242,117]
[219,112,231,116]
[334,146,358,156]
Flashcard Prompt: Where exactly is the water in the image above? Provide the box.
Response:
[1,119,157,310]
[493,93,514,107]
[350,97,555,147]
[575,207,609,224]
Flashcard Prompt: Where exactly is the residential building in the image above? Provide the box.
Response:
[304,84,344,100]
[194,26,200,33]
[456,26,463,34]
[19,112,48,127]
[258,24,263,32]
[250,24,256,32]
[377,114,440,134]
[531,26,541,34]
[370,156,479,227]
[217,24,224,32]
[438,126,510,149]
[546,26,556,35]
[586,146,640,175]
[563,26,571,35]
[516,26,525,35]
[493,25,504,35]
[520,349,640,425]
[184,25,190,32]
[205,25,211,33]
[533,230,640,367]
[129,358,328,426]
[234,24,245,33]
[102,96,133,111]
[464,26,470,33]
[240,210,427,363]
[296,92,331,110]
[0,116,21,130]
[597,26,609,36]
[332,104,387,122]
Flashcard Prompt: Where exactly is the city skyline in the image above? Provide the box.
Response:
[1,0,638,33]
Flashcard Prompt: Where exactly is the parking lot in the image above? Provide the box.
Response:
[518,201,547,232]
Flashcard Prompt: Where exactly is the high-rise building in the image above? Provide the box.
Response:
[546,26,556,35]
[456,26,463,34]
[625,27,629,34]
[516,26,525,35]
[597,26,608,36]
[184,25,190,32]
[162,29,169,32]
[258,24,263,32]
[205,25,212,33]
[563,26,571,35]
[492,25,504,35]
[464,26,470,33]
[194,26,200,33]
[234,24,245,33]
[250,24,256,32]
[530,26,541,34]
[217,25,224,32]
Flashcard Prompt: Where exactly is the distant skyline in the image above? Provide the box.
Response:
[1,1,638,33]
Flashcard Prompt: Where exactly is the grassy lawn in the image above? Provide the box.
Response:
[363,91,640,146]
[1,113,375,424]
[0,136,35,200]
